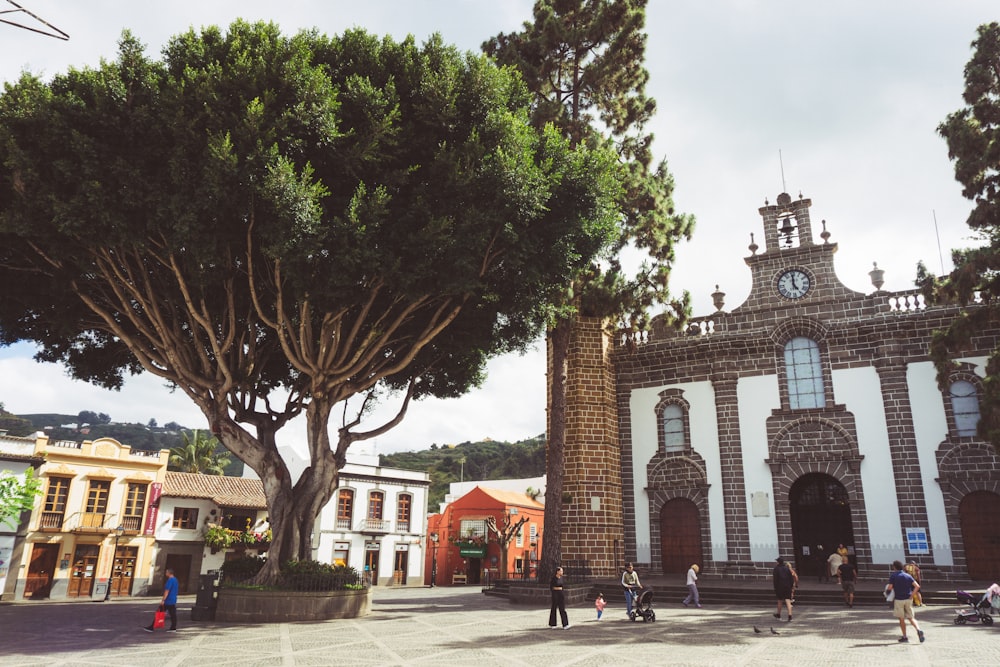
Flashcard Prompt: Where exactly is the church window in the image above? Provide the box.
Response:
[950,379,981,437]
[784,336,825,409]
[662,403,685,452]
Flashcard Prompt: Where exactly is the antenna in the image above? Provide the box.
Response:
[0,0,69,40]
[933,210,945,275]
[779,150,787,193]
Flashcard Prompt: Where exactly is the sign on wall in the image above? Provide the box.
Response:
[144,482,162,535]
[905,527,930,555]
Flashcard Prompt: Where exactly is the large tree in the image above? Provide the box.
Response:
[484,0,693,578]
[934,22,1000,450]
[0,22,622,582]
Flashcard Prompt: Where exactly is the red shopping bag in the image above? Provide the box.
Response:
[153,608,166,629]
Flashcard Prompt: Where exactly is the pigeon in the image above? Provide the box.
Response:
[753,626,762,634]
[770,627,780,635]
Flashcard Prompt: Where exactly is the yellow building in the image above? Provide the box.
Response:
[10,434,168,600]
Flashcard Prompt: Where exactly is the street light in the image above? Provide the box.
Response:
[429,532,439,588]
[103,525,125,602]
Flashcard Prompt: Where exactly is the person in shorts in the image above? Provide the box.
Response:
[772,557,797,622]
[837,556,857,607]
[887,560,923,643]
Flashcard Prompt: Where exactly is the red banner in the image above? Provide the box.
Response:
[144,482,162,535]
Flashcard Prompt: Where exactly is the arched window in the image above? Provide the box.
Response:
[950,380,981,437]
[662,403,685,452]
[784,336,825,409]
[396,494,412,532]
[336,489,354,530]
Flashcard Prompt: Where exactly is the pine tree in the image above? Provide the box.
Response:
[485,0,694,580]
[934,22,1000,450]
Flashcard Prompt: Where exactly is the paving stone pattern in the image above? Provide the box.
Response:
[2,587,998,666]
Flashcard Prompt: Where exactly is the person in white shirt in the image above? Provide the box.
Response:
[682,564,701,608]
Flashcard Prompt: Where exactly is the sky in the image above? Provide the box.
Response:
[0,1,997,456]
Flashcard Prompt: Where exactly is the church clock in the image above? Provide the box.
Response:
[777,269,811,299]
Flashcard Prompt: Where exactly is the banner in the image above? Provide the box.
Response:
[144,482,162,535]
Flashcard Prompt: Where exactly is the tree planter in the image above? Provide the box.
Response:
[507,582,589,606]
[215,588,372,622]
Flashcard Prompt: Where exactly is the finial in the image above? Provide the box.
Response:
[798,191,803,199]
[764,197,769,206]
[711,285,726,312]
[748,232,758,255]
[820,219,830,244]
[869,261,885,292]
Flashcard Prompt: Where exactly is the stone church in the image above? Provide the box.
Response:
[557,191,1000,582]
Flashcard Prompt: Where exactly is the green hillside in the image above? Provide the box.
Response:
[380,435,545,509]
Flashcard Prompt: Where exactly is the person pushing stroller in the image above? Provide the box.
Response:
[622,562,642,617]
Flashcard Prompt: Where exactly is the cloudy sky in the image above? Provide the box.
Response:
[0,1,996,455]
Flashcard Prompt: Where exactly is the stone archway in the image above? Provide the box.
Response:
[959,491,1000,580]
[659,498,703,575]
[789,473,854,577]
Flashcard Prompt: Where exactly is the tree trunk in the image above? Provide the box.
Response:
[541,315,571,583]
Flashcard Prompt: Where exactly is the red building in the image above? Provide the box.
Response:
[425,486,544,586]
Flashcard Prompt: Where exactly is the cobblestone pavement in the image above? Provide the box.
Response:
[1,586,997,666]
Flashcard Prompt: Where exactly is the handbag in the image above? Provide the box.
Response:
[153,608,166,629]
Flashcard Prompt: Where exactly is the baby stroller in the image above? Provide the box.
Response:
[629,587,656,622]
[953,590,994,625]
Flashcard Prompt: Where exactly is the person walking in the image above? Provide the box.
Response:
[595,592,606,620]
[827,549,843,584]
[144,568,178,633]
[621,562,641,618]
[887,560,924,643]
[682,564,701,608]
[772,557,797,622]
[815,545,829,583]
[837,556,857,607]
[548,566,570,629]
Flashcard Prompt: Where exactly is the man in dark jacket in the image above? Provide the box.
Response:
[772,557,797,622]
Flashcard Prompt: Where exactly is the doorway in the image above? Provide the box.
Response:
[109,546,138,597]
[659,498,703,574]
[165,553,193,594]
[67,544,100,597]
[393,550,408,585]
[24,543,58,599]
[789,473,854,576]
[959,490,1000,580]
[365,547,380,586]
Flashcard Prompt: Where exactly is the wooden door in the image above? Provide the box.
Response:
[393,550,408,585]
[24,543,58,599]
[110,546,138,597]
[789,473,853,576]
[68,544,100,597]
[660,498,703,574]
[365,549,380,586]
[960,491,1000,580]
[165,553,193,594]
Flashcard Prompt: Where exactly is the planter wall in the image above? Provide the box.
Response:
[215,587,372,622]
[507,583,589,606]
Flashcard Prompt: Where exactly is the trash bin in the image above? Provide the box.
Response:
[191,572,220,621]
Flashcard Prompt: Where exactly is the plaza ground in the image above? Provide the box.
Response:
[1,583,997,666]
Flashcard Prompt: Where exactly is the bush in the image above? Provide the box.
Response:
[220,555,266,582]
[281,559,361,591]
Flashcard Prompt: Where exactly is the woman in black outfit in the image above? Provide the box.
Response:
[549,566,570,629]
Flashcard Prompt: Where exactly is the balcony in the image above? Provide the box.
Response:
[121,515,143,533]
[38,512,65,531]
[72,512,114,534]
[356,518,391,535]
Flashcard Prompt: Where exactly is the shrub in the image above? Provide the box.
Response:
[280,559,361,591]
[220,555,266,582]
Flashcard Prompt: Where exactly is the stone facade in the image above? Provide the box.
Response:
[560,191,1000,582]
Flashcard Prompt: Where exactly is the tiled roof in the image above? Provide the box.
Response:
[164,471,267,509]
[478,487,544,509]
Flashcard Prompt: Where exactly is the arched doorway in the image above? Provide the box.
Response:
[659,498,702,574]
[959,491,1000,580]
[789,473,854,576]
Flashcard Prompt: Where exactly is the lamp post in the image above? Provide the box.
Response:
[429,532,438,587]
[103,525,125,601]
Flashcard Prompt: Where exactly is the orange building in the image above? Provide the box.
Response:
[425,486,543,586]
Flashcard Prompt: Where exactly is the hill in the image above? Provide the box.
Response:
[380,435,545,509]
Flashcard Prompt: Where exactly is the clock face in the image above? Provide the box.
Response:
[777,269,811,299]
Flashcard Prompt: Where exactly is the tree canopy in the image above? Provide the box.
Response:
[934,22,1000,449]
[0,21,622,580]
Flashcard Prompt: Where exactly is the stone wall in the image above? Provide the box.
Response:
[215,588,371,622]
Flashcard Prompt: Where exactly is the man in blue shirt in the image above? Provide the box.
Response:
[887,560,923,643]
[145,568,179,633]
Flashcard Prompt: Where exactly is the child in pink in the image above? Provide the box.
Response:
[595,593,606,619]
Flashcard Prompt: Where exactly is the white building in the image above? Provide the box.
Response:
[314,449,431,586]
